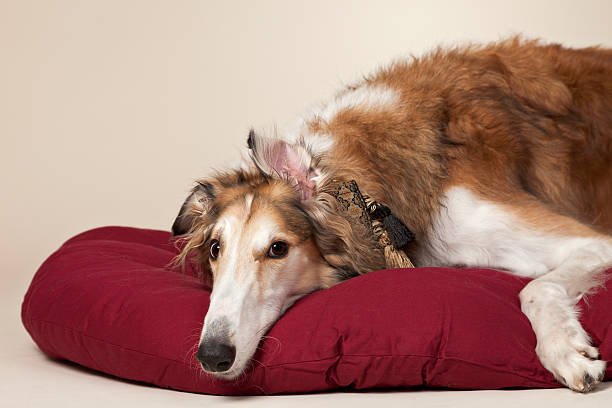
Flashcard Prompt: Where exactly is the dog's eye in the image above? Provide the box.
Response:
[268,241,289,259]
[209,239,220,261]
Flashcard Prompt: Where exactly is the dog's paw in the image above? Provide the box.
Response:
[537,340,606,393]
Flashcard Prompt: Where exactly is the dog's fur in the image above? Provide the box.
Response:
[173,38,612,392]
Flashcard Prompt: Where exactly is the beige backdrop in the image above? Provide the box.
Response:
[4,0,612,284]
[2,1,612,406]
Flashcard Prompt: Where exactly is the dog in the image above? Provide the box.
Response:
[172,38,612,392]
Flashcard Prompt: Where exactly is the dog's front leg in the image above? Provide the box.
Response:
[425,187,611,392]
[519,238,611,392]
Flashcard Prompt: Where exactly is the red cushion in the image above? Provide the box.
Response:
[21,227,612,395]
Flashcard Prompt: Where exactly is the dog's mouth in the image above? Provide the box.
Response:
[195,310,282,379]
[196,337,257,379]
[196,293,311,378]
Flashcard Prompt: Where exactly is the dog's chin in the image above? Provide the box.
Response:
[200,306,291,380]
[203,356,253,380]
[206,366,244,380]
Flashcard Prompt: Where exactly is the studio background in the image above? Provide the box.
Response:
[2,1,612,406]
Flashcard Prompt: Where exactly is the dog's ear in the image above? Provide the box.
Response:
[247,129,319,200]
[171,181,215,236]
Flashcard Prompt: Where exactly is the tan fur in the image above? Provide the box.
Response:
[311,38,612,256]
[175,38,612,389]
[175,169,334,287]
[178,37,612,286]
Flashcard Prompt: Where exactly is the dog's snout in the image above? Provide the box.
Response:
[196,340,236,373]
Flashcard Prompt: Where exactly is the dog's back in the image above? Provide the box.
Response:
[305,38,612,239]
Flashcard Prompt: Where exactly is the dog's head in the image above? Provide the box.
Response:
[172,131,385,378]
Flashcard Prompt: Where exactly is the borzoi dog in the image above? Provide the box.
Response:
[172,38,612,392]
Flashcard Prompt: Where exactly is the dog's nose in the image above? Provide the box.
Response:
[196,340,236,372]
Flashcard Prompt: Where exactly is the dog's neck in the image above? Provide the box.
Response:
[329,179,415,269]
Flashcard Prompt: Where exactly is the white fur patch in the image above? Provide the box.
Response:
[418,186,611,277]
[418,186,546,273]
[280,116,334,158]
[303,130,335,157]
[318,85,401,123]
[282,84,401,157]
[244,193,253,214]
